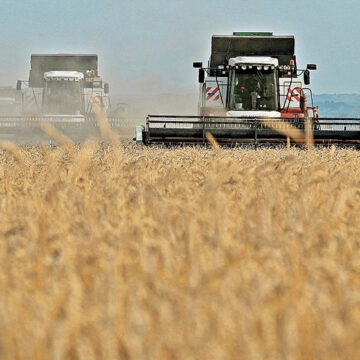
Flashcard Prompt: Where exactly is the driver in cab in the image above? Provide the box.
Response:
[235,75,262,110]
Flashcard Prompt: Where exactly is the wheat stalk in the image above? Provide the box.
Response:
[0,141,28,170]
[262,119,305,144]
[91,97,119,145]
[206,132,221,153]
[37,120,74,150]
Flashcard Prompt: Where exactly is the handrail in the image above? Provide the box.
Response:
[147,114,360,121]
[146,119,360,127]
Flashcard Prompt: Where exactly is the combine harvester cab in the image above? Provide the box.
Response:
[138,32,360,146]
[0,54,116,144]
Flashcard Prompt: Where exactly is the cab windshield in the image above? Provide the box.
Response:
[229,67,278,111]
[43,80,83,115]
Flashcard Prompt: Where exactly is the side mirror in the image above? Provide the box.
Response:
[304,70,310,85]
[104,83,109,94]
[198,69,205,83]
[16,80,22,91]
[193,62,203,68]
[307,64,317,70]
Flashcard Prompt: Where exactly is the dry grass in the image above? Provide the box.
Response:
[1,142,360,359]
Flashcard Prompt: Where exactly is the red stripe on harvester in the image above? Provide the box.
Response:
[206,87,219,101]
[287,95,300,102]
[287,88,301,102]
[293,88,301,101]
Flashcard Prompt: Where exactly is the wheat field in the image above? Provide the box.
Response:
[1,141,360,359]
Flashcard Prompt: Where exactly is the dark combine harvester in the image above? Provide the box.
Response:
[0,54,126,144]
[136,32,360,145]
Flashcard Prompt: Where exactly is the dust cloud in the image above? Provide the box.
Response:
[110,74,199,137]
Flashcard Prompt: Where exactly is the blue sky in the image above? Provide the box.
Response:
[0,0,359,96]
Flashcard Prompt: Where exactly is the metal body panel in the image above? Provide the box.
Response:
[279,77,304,110]
[210,35,296,75]
[199,77,227,115]
[29,54,98,88]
